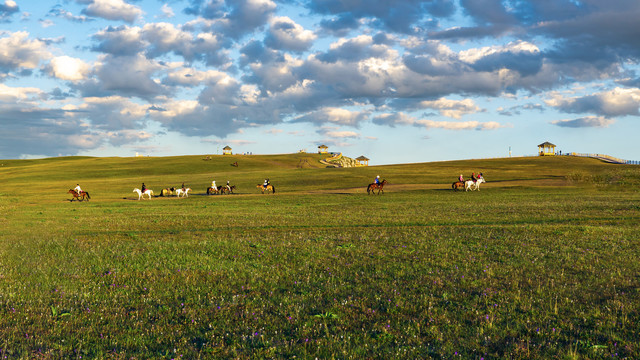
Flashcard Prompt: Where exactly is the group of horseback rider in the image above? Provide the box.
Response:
[458,172,483,183]
[210,179,233,193]
[75,173,480,198]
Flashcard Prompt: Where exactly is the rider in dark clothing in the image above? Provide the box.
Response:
[141,183,146,192]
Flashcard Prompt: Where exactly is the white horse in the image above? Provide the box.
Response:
[133,188,153,200]
[465,178,485,191]
[175,187,191,197]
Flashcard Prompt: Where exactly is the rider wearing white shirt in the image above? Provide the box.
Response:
[74,184,82,194]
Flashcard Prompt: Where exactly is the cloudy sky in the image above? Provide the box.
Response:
[1,0,639,163]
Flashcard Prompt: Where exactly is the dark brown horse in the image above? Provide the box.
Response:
[367,179,387,195]
[452,181,465,191]
[220,185,236,194]
[68,189,90,201]
[206,187,220,195]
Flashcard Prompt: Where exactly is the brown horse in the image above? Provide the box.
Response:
[367,179,387,195]
[452,181,465,191]
[68,189,90,201]
[160,187,175,196]
[207,187,220,195]
[220,185,236,194]
[257,184,275,194]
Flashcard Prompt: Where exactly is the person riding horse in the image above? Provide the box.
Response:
[141,183,147,192]
[74,184,83,195]
[263,178,270,189]
[374,175,381,185]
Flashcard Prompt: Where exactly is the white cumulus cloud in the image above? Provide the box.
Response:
[47,56,91,81]
[82,0,143,23]
[265,16,317,52]
[418,98,482,119]
[0,31,51,71]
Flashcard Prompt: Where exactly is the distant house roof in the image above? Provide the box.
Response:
[356,156,369,161]
[223,146,232,150]
[318,144,328,149]
[538,141,556,147]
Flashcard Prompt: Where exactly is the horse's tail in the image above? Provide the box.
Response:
[368,183,376,194]
[85,192,90,199]
[271,185,275,194]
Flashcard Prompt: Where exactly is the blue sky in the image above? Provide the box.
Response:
[1,0,639,164]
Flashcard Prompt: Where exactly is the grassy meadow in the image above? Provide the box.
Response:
[0,154,639,359]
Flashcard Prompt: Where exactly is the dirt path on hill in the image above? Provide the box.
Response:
[300,178,571,195]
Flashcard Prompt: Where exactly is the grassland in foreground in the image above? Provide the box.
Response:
[0,154,639,359]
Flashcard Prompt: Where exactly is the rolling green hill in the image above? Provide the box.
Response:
[1,154,639,358]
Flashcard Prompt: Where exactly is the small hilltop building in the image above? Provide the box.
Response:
[538,141,556,156]
[222,146,232,155]
[318,145,329,154]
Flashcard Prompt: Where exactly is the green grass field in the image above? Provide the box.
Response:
[1,154,639,359]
